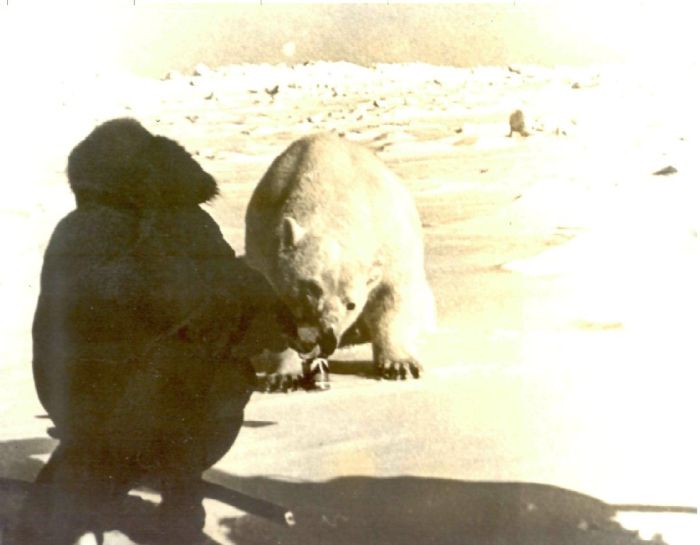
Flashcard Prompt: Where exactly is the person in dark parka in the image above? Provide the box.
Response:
[17,118,295,544]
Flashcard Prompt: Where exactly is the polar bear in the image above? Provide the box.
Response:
[245,133,435,380]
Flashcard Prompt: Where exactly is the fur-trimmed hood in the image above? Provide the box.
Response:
[67,118,217,208]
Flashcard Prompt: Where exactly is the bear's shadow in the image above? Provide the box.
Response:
[0,437,661,545]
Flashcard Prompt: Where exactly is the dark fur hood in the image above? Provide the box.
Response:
[67,118,218,208]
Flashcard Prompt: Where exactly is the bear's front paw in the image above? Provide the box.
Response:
[259,372,305,393]
[376,357,423,380]
[258,357,331,393]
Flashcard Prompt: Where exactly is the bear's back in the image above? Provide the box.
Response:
[246,133,421,271]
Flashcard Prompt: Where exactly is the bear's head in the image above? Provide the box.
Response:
[272,216,382,357]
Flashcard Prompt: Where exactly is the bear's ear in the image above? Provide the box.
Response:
[282,216,306,249]
[367,259,383,289]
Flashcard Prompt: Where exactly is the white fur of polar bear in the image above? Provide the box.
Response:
[245,133,435,379]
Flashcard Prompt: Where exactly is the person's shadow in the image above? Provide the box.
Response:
[0,436,222,545]
[0,436,677,545]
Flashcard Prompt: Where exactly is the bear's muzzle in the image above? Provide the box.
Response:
[319,326,339,357]
[294,324,339,357]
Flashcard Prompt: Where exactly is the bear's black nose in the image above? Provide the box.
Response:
[295,339,319,356]
[319,328,339,357]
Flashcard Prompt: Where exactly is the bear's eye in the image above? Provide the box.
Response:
[346,301,356,311]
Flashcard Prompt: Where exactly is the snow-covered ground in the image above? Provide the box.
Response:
[0,60,697,544]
